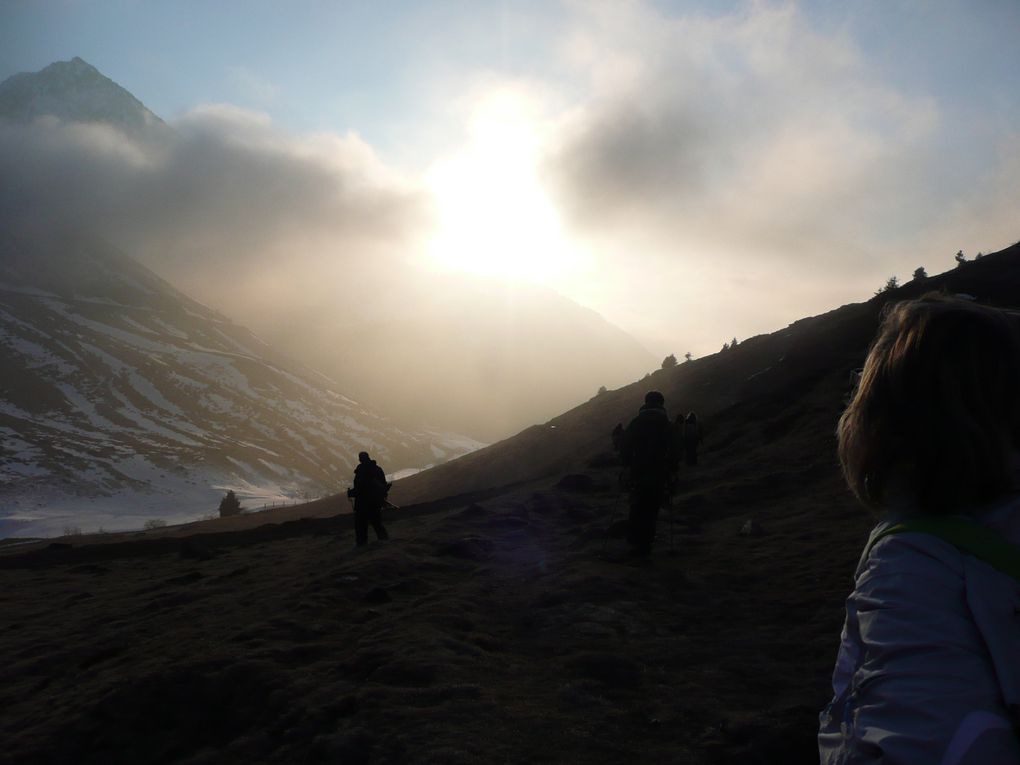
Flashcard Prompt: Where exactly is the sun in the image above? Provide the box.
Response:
[424,90,583,285]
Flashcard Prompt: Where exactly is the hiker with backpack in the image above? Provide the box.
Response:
[620,391,677,557]
[347,451,391,546]
[819,295,1020,763]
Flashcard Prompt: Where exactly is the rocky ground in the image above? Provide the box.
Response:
[0,448,868,765]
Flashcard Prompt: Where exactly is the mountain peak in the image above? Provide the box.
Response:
[0,56,165,137]
[49,56,100,74]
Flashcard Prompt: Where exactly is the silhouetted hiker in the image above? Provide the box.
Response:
[620,390,675,556]
[347,451,390,546]
[683,412,703,466]
[819,295,1020,763]
[611,422,624,453]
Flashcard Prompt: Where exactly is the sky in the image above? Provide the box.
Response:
[2,0,1019,357]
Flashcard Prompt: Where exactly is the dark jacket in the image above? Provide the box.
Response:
[621,405,675,478]
[351,460,388,505]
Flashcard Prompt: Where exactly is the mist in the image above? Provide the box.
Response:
[0,105,654,441]
[538,2,1020,352]
[0,106,426,310]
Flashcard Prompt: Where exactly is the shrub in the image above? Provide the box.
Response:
[218,490,243,518]
[144,518,167,530]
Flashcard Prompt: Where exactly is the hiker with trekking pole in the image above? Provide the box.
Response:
[346,451,391,547]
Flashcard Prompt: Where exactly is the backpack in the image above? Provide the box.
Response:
[623,409,673,473]
[354,462,390,503]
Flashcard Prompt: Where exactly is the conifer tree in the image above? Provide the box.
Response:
[218,490,242,517]
[875,276,899,295]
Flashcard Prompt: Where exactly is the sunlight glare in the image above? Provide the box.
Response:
[425,90,584,285]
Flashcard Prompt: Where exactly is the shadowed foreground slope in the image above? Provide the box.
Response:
[1,457,853,765]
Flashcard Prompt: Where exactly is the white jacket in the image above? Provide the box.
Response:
[819,498,1020,764]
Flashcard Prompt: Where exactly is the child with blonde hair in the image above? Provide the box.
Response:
[820,295,1020,764]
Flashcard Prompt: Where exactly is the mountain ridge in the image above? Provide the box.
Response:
[39,240,1019,544]
[0,56,165,138]
[390,240,1020,507]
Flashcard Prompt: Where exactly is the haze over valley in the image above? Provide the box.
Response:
[0,217,487,537]
[0,56,653,533]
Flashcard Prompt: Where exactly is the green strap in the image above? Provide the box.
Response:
[864,517,1020,583]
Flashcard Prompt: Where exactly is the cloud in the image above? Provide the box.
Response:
[534,1,1020,352]
[0,105,430,316]
[3,2,1016,361]
[548,3,942,262]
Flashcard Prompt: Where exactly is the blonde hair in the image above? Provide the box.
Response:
[838,294,1020,514]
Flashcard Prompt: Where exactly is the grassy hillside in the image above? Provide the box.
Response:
[393,240,1020,509]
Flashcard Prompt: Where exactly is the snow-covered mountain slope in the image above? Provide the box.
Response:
[0,223,483,538]
[0,56,166,139]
